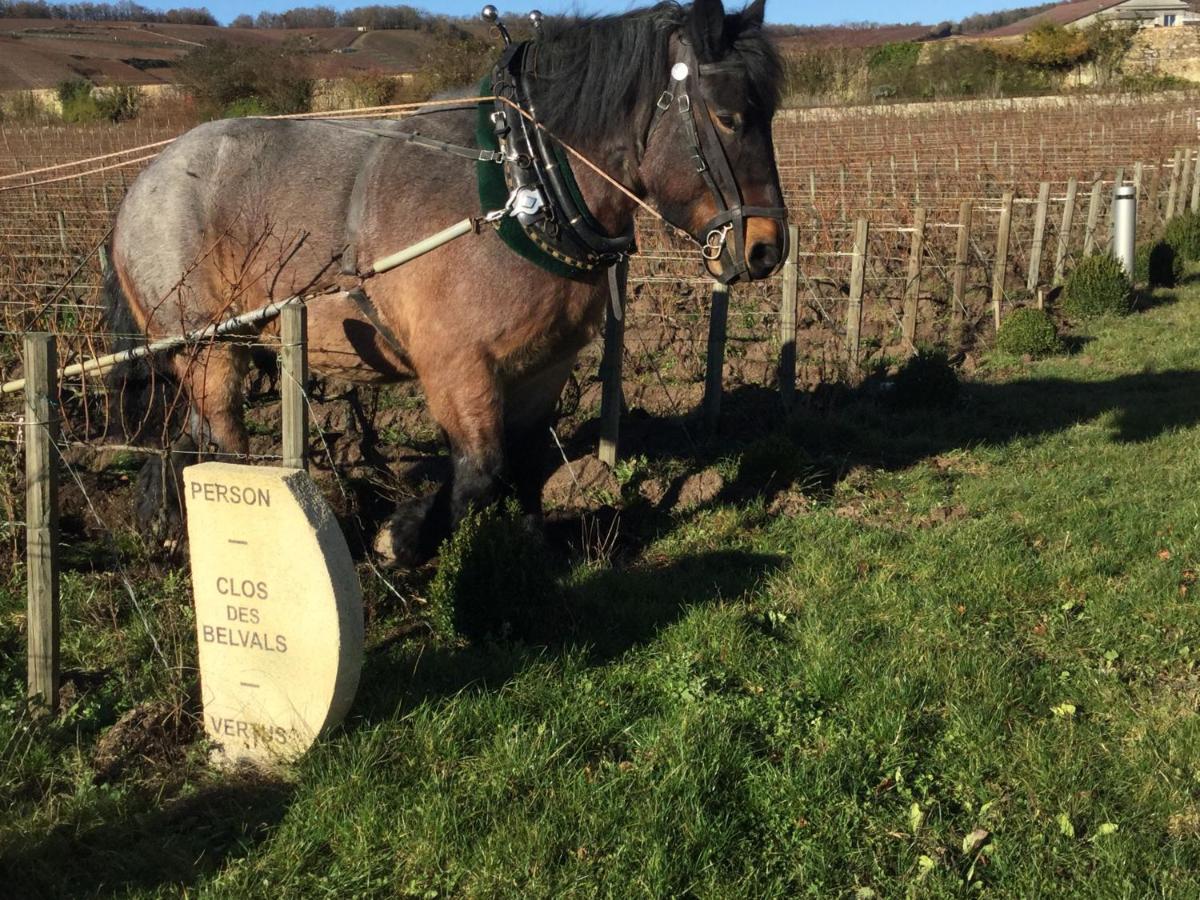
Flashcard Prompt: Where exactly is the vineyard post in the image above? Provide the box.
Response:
[24,333,60,711]
[1176,154,1191,218]
[1191,149,1200,213]
[1027,181,1050,292]
[901,206,926,351]
[846,217,868,367]
[1166,149,1182,219]
[280,299,308,471]
[1083,179,1103,256]
[992,191,1013,332]
[951,200,972,343]
[702,280,729,434]
[1053,176,1078,286]
[56,211,68,257]
[1132,161,1142,201]
[1106,167,1124,246]
[598,259,627,465]
[808,170,816,208]
[839,166,847,220]
[1146,158,1162,227]
[778,224,799,410]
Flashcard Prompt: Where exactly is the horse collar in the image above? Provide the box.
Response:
[483,42,636,278]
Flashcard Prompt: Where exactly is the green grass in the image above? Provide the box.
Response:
[5,280,1200,896]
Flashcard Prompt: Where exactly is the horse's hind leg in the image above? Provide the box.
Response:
[139,344,251,527]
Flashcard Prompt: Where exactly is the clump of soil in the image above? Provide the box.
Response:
[92,701,197,784]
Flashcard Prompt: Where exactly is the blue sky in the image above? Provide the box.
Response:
[202,0,1022,28]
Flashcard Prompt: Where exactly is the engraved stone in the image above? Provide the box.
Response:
[183,462,363,766]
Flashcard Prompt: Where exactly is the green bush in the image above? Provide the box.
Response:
[996,307,1061,357]
[177,41,313,117]
[1063,253,1132,318]
[427,499,557,639]
[1134,240,1182,287]
[1164,211,1200,262]
[223,96,270,118]
[57,78,102,123]
[888,347,959,409]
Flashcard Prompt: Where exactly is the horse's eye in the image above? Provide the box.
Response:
[715,113,738,131]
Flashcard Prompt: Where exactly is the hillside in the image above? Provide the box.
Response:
[0,18,451,90]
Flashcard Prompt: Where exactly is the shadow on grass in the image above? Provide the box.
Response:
[351,548,786,725]
[0,776,291,899]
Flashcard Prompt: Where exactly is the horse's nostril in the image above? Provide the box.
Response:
[748,241,781,276]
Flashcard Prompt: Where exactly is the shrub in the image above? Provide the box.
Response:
[57,78,102,123]
[996,307,1061,357]
[1134,240,1182,287]
[888,347,959,409]
[427,499,557,639]
[177,42,314,117]
[1164,211,1200,262]
[1063,253,1132,318]
[222,97,270,118]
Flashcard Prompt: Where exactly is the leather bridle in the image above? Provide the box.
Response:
[645,43,790,285]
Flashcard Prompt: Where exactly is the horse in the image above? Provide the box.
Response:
[108,0,788,566]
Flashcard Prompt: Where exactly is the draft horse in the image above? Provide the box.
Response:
[109,0,789,565]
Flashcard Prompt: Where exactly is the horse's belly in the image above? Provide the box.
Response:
[304,294,415,383]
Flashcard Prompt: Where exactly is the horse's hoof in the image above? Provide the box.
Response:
[373,495,437,569]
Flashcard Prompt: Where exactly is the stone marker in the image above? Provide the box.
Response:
[183,462,363,766]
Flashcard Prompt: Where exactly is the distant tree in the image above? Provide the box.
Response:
[229,12,252,27]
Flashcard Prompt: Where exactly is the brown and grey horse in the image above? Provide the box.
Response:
[109,0,787,565]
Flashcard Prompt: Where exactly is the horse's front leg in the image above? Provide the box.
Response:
[374,351,505,567]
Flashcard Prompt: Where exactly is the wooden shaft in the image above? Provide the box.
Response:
[2,294,297,396]
[1054,177,1078,286]
[24,333,59,711]
[702,281,730,434]
[846,217,868,366]
[901,207,926,350]
[992,191,1013,332]
[778,224,799,409]
[1083,179,1103,256]
[280,300,308,471]
[951,201,972,341]
[598,260,627,466]
[1027,181,1050,293]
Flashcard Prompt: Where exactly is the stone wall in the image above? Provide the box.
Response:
[1123,24,1200,80]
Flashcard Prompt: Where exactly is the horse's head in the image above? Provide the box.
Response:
[640,0,787,284]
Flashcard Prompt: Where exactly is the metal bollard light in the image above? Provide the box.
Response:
[1112,185,1136,278]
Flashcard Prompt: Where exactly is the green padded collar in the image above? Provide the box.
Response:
[475,77,599,281]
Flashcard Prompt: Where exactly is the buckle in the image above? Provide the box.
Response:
[678,94,691,113]
[656,90,673,112]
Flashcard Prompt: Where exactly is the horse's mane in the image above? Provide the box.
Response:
[529,2,781,145]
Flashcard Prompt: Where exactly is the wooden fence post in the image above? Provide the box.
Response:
[1176,154,1191,218]
[1027,181,1050,292]
[280,300,308,471]
[1054,176,1078,285]
[901,206,926,350]
[778,224,799,410]
[24,333,59,711]
[56,211,68,257]
[1166,149,1182,219]
[951,201,972,342]
[846,217,868,366]
[1191,150,1200,213]
[702,280,729,434]
[992,191,1013,331]
[1132,161,1143,202]
[598,260,627,465]
[1083,179,1103,256]
[1147,159,1163,227]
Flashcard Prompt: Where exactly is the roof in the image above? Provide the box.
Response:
[980,0,1172,37]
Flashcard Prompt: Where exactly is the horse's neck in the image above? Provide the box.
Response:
[569,145,640,240]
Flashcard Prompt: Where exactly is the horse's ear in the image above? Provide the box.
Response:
[689,0,726,60]
[741,0,766,27]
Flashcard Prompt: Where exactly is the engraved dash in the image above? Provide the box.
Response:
[228,539,248,545]
[240,681,260,688]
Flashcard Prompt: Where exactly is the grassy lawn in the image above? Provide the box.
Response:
[5,279,1200,897]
